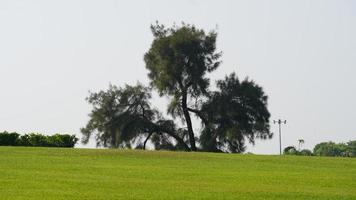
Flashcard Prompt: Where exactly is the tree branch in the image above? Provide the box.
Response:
[153,124,191,151]
[139,117,191,151]
[187,107,209,126]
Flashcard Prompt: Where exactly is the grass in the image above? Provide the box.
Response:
[0,147,355,200]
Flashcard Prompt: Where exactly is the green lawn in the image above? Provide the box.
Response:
[0,147,355,200]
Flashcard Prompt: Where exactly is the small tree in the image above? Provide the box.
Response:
[298,139,305,151]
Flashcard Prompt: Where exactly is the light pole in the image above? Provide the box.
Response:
[273,119,286,155]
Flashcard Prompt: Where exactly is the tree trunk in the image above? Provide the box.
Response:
[182,93,197,151]
[110,127,117,148]
[143,132,153,150]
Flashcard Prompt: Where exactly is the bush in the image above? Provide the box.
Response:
[300,149,313,156]
[0,131,78,148]
[0,131,20,146]
[283,146,298,155]
[47,134,79,147]
[283,146,313,156]
[26,133,49,147]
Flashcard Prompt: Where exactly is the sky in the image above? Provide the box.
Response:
[0,0,355,154]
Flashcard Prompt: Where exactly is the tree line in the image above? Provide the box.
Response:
[0,131,78,148]
[81,22,271,153]
[284,140,356,157]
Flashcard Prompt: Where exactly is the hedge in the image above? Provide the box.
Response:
[0,131,78,148]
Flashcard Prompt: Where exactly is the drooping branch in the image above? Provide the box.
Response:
[152,123,191,151]
[137,117,191,151]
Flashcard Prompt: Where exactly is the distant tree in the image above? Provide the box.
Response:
[298,139,305,151]
[313,142,349,157]
[347,140,356,157]
[82,22,272,153]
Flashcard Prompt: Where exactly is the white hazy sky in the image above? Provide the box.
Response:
[0,0,355,154]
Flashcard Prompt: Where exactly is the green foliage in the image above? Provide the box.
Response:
[46,134,78,147]
[314,142,340,157]
[347,140,356,157]
[81,83,190,150]
[313,141,352,157]
[283,146,313,156]
[199,73,271,153]
[0,131,78,147]
[1,147,356,199]
[299,149,313,156]
[83,23,271,153]
[22,133,48,147]
[283,146,298,155]
[81,83,154,147]
[284,140,356,157]
[0,131,20,146]
[144,22,222,151]
[144,22,221,97]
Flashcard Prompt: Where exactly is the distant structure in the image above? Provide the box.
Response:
[273,119,287,155]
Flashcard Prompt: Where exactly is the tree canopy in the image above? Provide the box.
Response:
[81,83,189,150]
[144,23,221,151]
[198,73,271,152]
[81,22,272,153]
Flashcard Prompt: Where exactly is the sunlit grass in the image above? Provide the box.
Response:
[0,147,355,199]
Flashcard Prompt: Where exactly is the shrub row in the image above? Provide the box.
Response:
[0,131,78,147]
[284,140,356,157]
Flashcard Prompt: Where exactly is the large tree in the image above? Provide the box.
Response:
[81,23,272,153]
[144,23,221,151]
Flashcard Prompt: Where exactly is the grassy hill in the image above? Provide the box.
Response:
[0,147,355,200]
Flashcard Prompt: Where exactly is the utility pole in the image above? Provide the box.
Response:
[273,119,286,155]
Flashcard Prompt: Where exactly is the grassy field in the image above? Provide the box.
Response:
[0,147,355,200]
